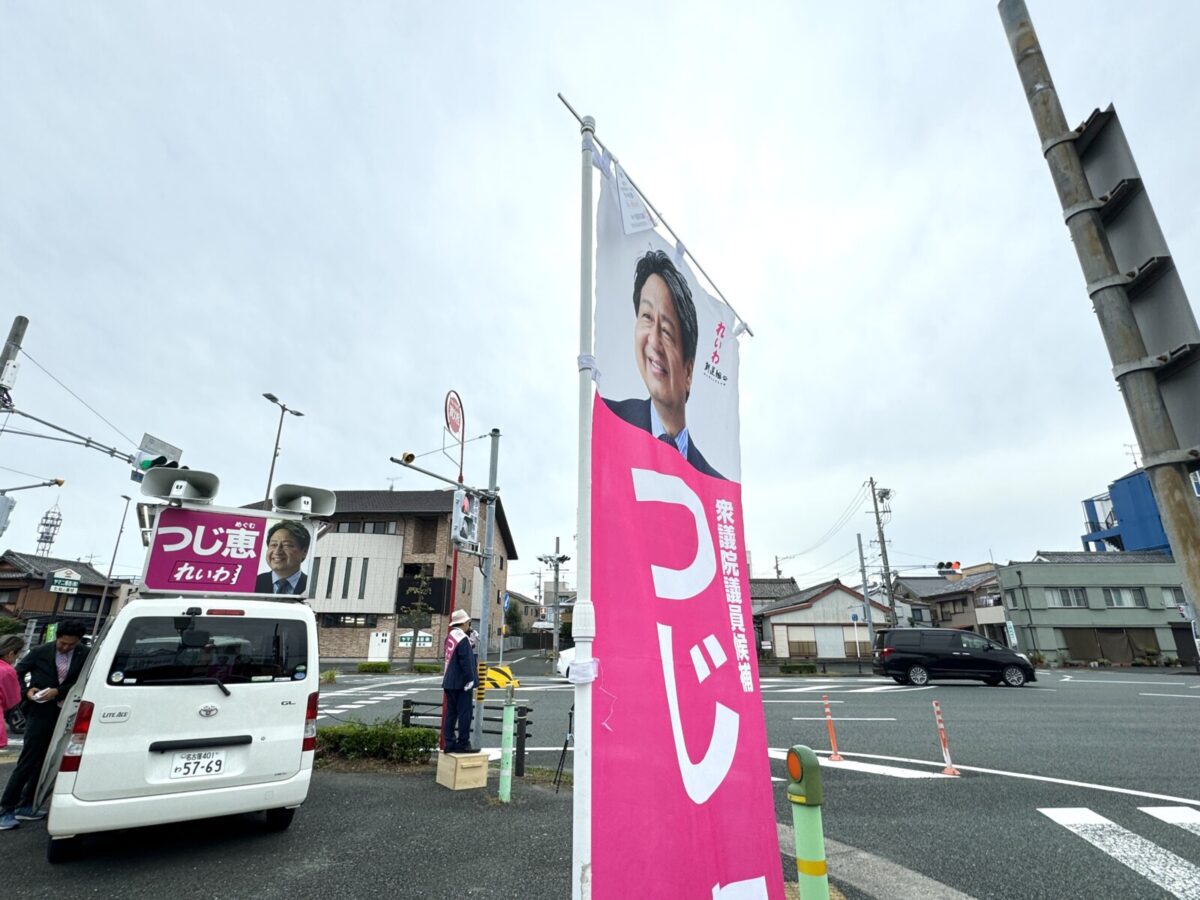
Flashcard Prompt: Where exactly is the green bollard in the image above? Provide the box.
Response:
[499,684,515,803]
[786,745,830,900]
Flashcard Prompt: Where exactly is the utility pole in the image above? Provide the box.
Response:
[869,477,897,626]
[857,533,875,634]
[0,316,28,405]
[774,555,781,579]
[539,539,569,674]
[999,1,1200,668]
[471,428,501,749]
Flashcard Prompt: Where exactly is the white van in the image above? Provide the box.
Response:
[38,595,319,862]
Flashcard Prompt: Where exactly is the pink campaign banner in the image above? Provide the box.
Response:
[142,507,315,597]
[589,173,784,898]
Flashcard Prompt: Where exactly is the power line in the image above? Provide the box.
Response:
[779,483,869,561]
[19,348,137,448]
[0,463,54,480]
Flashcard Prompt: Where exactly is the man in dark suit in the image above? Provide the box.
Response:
[254,520,310,596]
[0,620,89,828]
[604,249,724,480]
[441,608,478,753]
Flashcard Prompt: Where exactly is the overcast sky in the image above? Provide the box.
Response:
[2,1,1198,601]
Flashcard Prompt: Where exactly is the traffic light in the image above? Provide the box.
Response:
[936,561,961,576]
[451,489,478,550]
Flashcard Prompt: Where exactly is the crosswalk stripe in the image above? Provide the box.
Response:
[1039,808,1200,899]
[1141,807,1200,837]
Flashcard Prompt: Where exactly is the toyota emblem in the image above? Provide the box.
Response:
[199,705,219,718]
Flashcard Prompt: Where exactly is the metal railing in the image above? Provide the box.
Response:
[401,698,533,776]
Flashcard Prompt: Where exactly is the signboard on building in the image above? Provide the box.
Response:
[396,631,433,648]
[141,506,316,597]
[47,568,81,595]
[1005,620,1018,648]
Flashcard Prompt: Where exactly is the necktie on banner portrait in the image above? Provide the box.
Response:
[588,173,784,899]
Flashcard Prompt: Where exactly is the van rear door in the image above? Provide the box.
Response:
[69,611,313,802]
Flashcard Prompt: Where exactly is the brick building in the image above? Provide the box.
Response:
[302,490,517,663]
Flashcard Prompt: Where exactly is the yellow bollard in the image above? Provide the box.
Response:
[786,745,830,900]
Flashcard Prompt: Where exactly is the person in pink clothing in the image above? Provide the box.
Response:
[0,636,26,751]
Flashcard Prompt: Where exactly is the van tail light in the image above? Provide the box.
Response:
[880,647,896,660]
[59,701,95,773]
[302,691,319,752]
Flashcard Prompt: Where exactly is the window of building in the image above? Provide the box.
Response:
[1163,586,1186,608]
[342,558,353,600]
[336,522,363,534]
[842,625,869,659]
[63,595,99,614]
[387,521,398,535]
[1044,587,1088,608]
[1005,590,1017,610]
[415,518,437,554]
[1103,587,1147,609]
[786,625,816,658]
[367,522,387,534]
[358,558,370,600]
[326,558,337,600]
[319,614,378,628]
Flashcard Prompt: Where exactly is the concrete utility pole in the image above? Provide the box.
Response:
[999,1,1200,661]
[539,539,569,673]
[869,478,898,626]
[471,427,501,749]
[92,495,132,638]
[857,533,875,634]
[0,316,28,403]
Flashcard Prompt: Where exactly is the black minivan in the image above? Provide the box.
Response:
[872,627,1037,687]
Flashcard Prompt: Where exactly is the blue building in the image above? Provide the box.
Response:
[1081,469,1170,553]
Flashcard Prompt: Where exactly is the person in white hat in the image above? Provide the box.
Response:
[441,607,478,753]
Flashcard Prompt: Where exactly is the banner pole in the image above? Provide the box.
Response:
[572,112,596,900]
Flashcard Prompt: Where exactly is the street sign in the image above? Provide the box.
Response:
[48,567,81,595]
[850,613,859,622]
[502,591,510,612]
[1005,620,1018,648]
[444,391,464,442]
[396,631,433,648]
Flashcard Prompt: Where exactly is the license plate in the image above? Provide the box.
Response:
[170,750,226,779]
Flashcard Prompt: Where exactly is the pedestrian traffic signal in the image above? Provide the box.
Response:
[936,561,961,575]
[452,489,479,550]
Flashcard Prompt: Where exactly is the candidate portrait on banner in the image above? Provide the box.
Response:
[603,249,725,480]
[594,194,742,486]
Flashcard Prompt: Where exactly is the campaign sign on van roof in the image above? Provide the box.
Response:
[142,507,315,597]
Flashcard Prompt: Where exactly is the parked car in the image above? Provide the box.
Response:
[872,627,1036,687]
[556,647,574,679]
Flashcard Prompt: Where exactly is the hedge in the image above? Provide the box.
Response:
[357,662,391,674]
[317,722,438,763]
[779,663,818,675]
[411,663,440,674]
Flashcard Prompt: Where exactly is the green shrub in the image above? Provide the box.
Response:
[316,721,438,763]
[319,669,337,684]
[780,663,818,675]
[0,617,23,636]
[357,662,391,674]
[411,663,440,674]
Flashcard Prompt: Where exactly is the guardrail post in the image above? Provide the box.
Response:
[401,698,412,728]
[515,704,529,777]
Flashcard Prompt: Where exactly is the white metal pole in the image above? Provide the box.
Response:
[572,112,596,900]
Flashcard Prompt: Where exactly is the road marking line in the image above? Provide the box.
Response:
[763,699,844,704]
[776,823,976,900]
[791,717,897,722]
[821,758,949,779]
[1039,808,1200,899]
[1141,807,1200,837]
[765,685,840,693]
[847,685,935,693]
[1060,678,1184,686]
[821,750,1200,806]
[1140,692,1200,700]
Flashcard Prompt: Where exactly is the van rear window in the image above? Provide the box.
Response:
[107,617,308,687]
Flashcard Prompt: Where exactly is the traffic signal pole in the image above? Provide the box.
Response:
[470,427,501,750]
[999,1,1200,664]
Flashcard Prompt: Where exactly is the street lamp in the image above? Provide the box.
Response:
[92,494,132,638]
[538,540,571,671]
[263,392,304,502]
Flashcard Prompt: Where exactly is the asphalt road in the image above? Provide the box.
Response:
[319,659,1200,899]
[4,659,1197,898]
